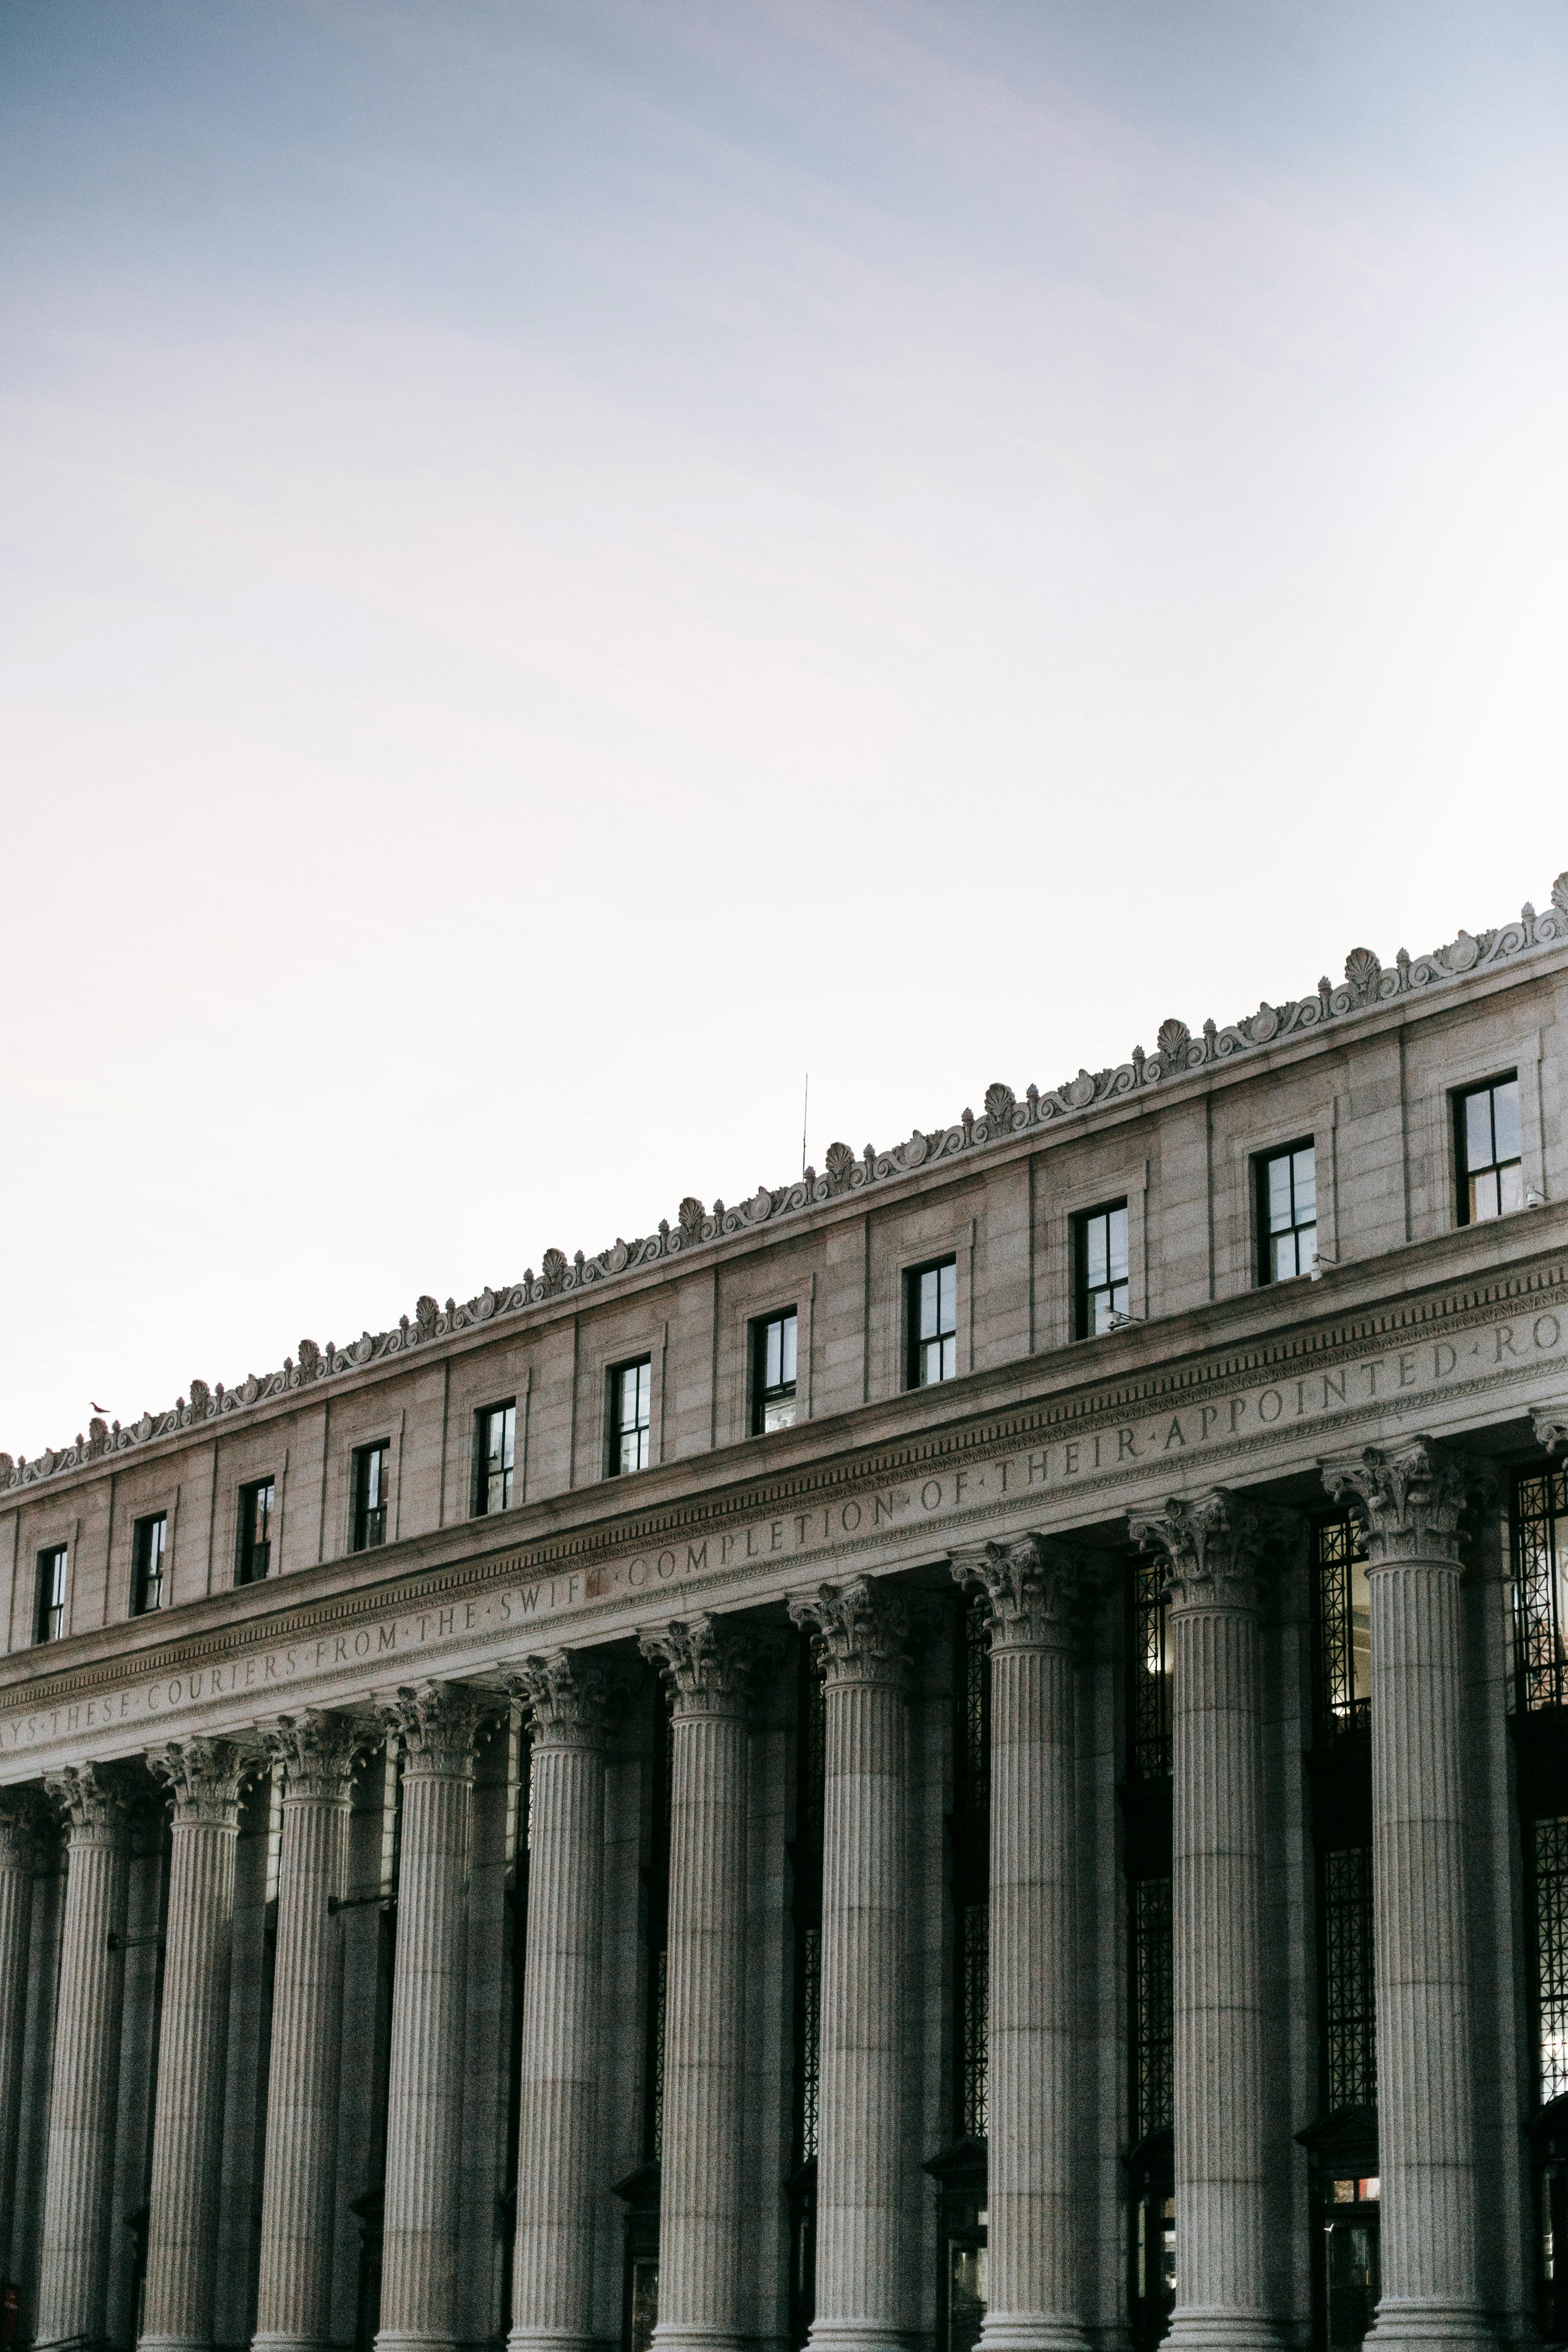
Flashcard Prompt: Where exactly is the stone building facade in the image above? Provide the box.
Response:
[3,869,1568,2352]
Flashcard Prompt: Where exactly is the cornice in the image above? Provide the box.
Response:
[5,866,1565,1497]
[5,1216,1566,1724]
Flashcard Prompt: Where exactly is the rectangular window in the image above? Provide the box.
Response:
[1257,1140,1317,1282]
[907,1257,957,1388]
[352,1442,390,1552]
[474,1401,516,1516]
[1455,1073,1523,1224]
[236,1477,275,1585]
[1535,1816,1568,2103]
[610,1358,652,1476]
[752,1309,799,1433]
[1513,1463,1568,1712]
[131,1513,167,1616]
[1315,1512,1372,1737]
[35,1545,67,1644]
[1074,1201,1129,1337]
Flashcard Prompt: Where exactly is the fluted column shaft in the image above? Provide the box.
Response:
[952,1541,1089,2352]
[0,1791,42,2284]
[1325,1439,1492,2352]
[376,1683,494,2352]
[641,1618,754,2352]
[142,1741,253,2352]
[789,1577,910,2352]
[253,1713,361,2352]
[1130,1492,1279,2352]
[35,1762,134,2348]
[508,1653,607,2352]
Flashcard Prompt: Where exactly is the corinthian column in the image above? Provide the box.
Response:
[506,1652,608,2352]
[950,1539,1091,2352]
[1128,1492,1281,2352]
[141,1739,256,2352]
[787,1577,911,2352]
[0,1787,44,2283]
[376,1681,498,2352]
[253,1711,363,2352]
[1322,1438,1492,2352]
[35,1760,135,2349]
[639,1616,756,2352]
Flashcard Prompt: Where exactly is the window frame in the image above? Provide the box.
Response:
[35,1544,67,1644]
[607,1355,653,1478]
[473,1399,517,1517]
[1254,1136,1318,1285]
[131,1511,167,1617]
[351,1440,391,1553]
[236,1476,276,1587]
[751,1307,799,1435]
[1453,1070,1523,1227]
[905,1255,958,1390]
[1073,1198,1131,1340]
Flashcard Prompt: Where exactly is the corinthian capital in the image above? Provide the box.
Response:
[147,1738,260,1828]
[1533,1403,1568,1459]
[950,1535,1091,1651]
[378,1680,501,1777]
[506,1651,607,1750]
[1128,1488,1276,1612]
[0,1785,49,1867]
[261,1711,366,1801]
[640,1615,759,1719]
[788,1575,911,1689]
[1321,1436,1490,1566]
[44,1759,139,1843]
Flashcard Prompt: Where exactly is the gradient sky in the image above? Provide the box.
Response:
[3,1,1566,1455]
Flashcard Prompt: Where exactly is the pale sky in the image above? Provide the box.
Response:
[3,1,1566,1457]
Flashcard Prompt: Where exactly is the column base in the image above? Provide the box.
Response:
[980,2314,1093,2352]
[1366,2300,1501,2352]
[1166,2311,1285,2352]
[807,2324,907,2352]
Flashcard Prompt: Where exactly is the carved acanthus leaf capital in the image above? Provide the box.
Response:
[1533,1404,1568,1459]
[1321,1436,1490,1566]
[1128,1488,1282,1612]
[44,1759,140,1844]
[377,1680,501,1776]
[950,1535,1093,1650]
[506,1652,607,1750]
[261,1711,367,1801]
[788,1575,911,1688]
[0,1784,50,1867]
[640,1615,762,1719]
[147,1737,261,1827]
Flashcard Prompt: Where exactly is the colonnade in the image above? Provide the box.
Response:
[0,1436,1502,2352]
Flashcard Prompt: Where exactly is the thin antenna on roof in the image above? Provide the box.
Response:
[802,1073,809,1177]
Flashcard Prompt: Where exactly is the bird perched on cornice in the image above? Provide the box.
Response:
[91,1401,108,1414]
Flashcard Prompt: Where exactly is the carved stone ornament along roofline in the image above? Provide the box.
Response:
[5,866,1566,1495]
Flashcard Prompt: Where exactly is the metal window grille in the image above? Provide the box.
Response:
[1076,1201,1129,1337]
[1514,1466,1568,1712]
[1456,1074,1523,1224]
[909,1259,957,1387]
[1536,1817,1568,2103]
[1258,1141,1317,1282]
[960,1901,989,2139]
[1315,1512,1372,1737]
[650,1945,668,2161]
[962,1588,991,1811]
[1133,1875,1174,2138]
[1129,1556,1172,1780]
[799,1924,822,2163]
[1322,1845,1376,2109]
